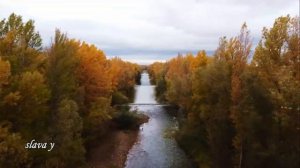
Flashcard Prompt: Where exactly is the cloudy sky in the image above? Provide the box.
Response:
[0,0,298,64]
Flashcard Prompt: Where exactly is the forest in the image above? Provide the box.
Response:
[0,13,142,167]
[0,12,299,168]
[148,16,299,168]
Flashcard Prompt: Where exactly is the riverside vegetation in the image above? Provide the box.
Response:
[148,15,299,168]
[0,13,143,167]
[0,13,299,168]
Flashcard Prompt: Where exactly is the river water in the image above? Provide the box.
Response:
[124,72,193,168]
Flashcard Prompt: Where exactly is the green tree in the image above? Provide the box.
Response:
[48,99,85,167]
[0,71,50,140]
[47,29,80,109]
[191,61,234,168]
[85,97,112,137]
[17,71,50,139]
[234,68,275,167]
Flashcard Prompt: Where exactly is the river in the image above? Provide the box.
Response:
[124,72,193,168]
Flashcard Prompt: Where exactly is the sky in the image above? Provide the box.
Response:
[0,0,299,64]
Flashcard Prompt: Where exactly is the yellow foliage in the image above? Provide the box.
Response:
[3,92,21,106]
[0,57,11,88]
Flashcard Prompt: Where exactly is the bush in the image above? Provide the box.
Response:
[111,91,129,105]
[112,107,144,130]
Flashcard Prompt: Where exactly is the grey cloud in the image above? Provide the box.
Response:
[0,0,298,64]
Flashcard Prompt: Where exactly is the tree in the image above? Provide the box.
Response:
[77,42,112,106]
[0,57,10,93]
[1,71,50,140]
[229,23,252,167]
[0,13,144,167]
[0,13,43,74]
[109,57,141,103]
[47,29,80,109]
[252,15,300,167]
[234,68,275,167]
[109,58,140,96]
[17,71,50,139]
[45,30,86,167]
[191,61,234,168]
[165,54,195,109]
[85,97,112,136]
[48,99,85,167]
[0,122,31,167]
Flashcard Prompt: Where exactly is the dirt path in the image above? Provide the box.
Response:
[88,129,139,168]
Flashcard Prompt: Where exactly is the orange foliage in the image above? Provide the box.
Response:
[109,57,140,91]
[77,42,112,103]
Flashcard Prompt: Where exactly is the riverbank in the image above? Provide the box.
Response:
[87,114,149,168]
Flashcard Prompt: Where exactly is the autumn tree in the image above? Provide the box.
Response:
[77,42,112,104]
[0,14,49,142]
[0,57,10,93]
[148,62,164,85]
[228,23,252,167]
[148,62,167,101]
[152,17,300,167]
[0,123,30,167]
[252,15,300,167]
[76,42,114,135]
[109,57,141,104]
[0,13,43,74]
[164,54,192,108]
[0,13,143,167]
